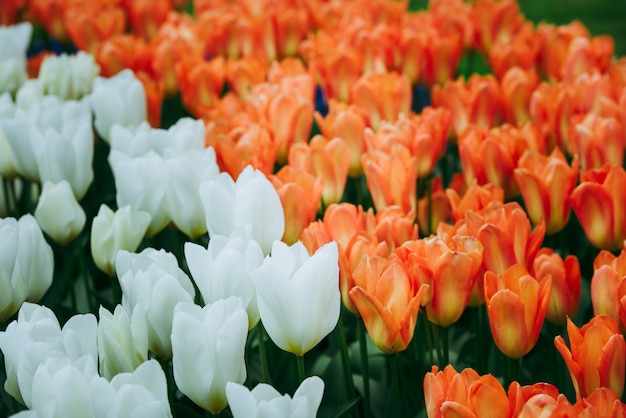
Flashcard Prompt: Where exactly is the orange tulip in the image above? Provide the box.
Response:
[571,165,626,251]
[314,100,368,177]
[501,66,538,126]
[571,71,616,117]
[569,113,624,171]
[176,56,225,117]
[509,381,576,417]
[135,72,164,128]
[532,248,581,326]
[127,0,171,41]
[472,0,526,54]
[577,387,626,417]
[417,175,453,237]
[424,364,510,418]
[95,35,154,78]
[484,263,551,359]
[64,5,126,54]
[350,71,411,131]
[225,57,268,102]
[591,248,626,333]
[421,29,463,87]
[0,0,20,25]
[488,26,537,80]
[269,165,322,245]
[361,145,417,215]
[399,235,483,327]
[555,315,626,399]
[535,20,589,81]
[300,220,332,256]
[288,135,350,207]
[273,6,310,58]
[374,206,417,253]
[446,181,504,223]
[350,255,429,353]
[466,202,545,274]
[529,82,574,153]
[29,0,69,42]
[432,74,502,140]
[514,148,579,234]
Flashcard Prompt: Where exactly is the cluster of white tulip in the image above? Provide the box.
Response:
[0,21,339,417]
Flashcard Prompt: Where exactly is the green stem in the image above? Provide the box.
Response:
[421,310,435,366]
[335,317,357,409]
[357,319,372,418]
[441,325,449,366]
[63,244,78,312]
[296,354,305,384]
[257,324,272,385]
[429,319,444,367]
[390,354,402,418]
[508,356,520,388]
[473,305,487,374]
[2,178,15,217]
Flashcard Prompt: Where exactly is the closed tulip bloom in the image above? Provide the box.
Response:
[555,315,626,399]
[35,181,86,246]
[172,298,248,414]
[226,376,324,418]
[91,69,147,142]
[91,205,151,277]
[0,303,97,407]
[351,71,411,131]
[350,255,430,353]
[184,227,264,330]
[514,148,579,234]
[200,165,285,256]
[116,248,196,359]
[570,114,624,171]
[91,360,172,418]
[0,215,54,321]
[446,181,505,222]
[251,241,340,356]
[0,22,31,94]
[571,165,626,251]
[38,52,100,100]
[97,305,149,380]
[484,263,552,359]
[591,248,626,333]
[576,387,626,417]
[532,248,581,326]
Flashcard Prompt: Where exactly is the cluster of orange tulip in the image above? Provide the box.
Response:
[3,0,626,415]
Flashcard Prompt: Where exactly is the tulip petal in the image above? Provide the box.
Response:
[350,286,401,354]
[571,182,615,250]
[487,289,529,359]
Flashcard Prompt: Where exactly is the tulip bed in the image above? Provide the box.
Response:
[1,0,626,417]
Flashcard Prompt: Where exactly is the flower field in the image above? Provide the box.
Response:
[1,0,626,416]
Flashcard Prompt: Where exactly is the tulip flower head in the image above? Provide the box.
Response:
[591,248,626,333]
[226,376,324,418]
[251,240,340,356]
[554,315,626,399]
[484,263,551,359]
[0,22,32,94]
[34,181,86,246]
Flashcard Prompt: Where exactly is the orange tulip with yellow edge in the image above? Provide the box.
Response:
[350,255,429,353]
[569,113,624,171]
[127,0,171,41]
[577,387,626,417]
[501,66,539,126]
[484,263,551,359]
[361,145,417,215]
[554,315,626,399]
[95,35,153,78]
[421,29,463,87]
[350,71,411,131]
[64,5,126,54]
[176,56,225,117]
[424,364,510,418]
[509,381,577,417]
[514,147,579,234]
[225,57,268,102]
[314,100,368,178]
[269,165,322,246]
[472,0,526,54]
[488,26,537,80]
[529,82,574,152]
[591,248,626,333]
[374,206,417,253]
[571,165,626,251]
[532,248,581,326]
[399,235,483,328]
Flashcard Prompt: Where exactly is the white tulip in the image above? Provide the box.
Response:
[34,181,86,245]
[90,204,151,276]
[39,51,100,100]
[109,150,168,237]
[91,69,147,142]
[184,226,264,329]
[226,376,325,418]
[97,305,149,380]
[0,92,17,177]
[116,248,196,359]
[0,303,97,407]
[172,298,248,414]
[0,23,32,94]
[91,360,172,418]
[200,165,285,255]
[0,215,54,321]
[251,240,340,356]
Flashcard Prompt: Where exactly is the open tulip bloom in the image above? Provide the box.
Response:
[3,1,626,416]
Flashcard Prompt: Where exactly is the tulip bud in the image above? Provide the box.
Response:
[0,22,32,94]
[251,240,340,356]
[91,205,151,277]
[97,305,149,380]
[116,248,196,359]
[0,215,54,321]
[35,181,86,246]
[172,298,248,414]
[226,376,325,418]
[38,51,100,100]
